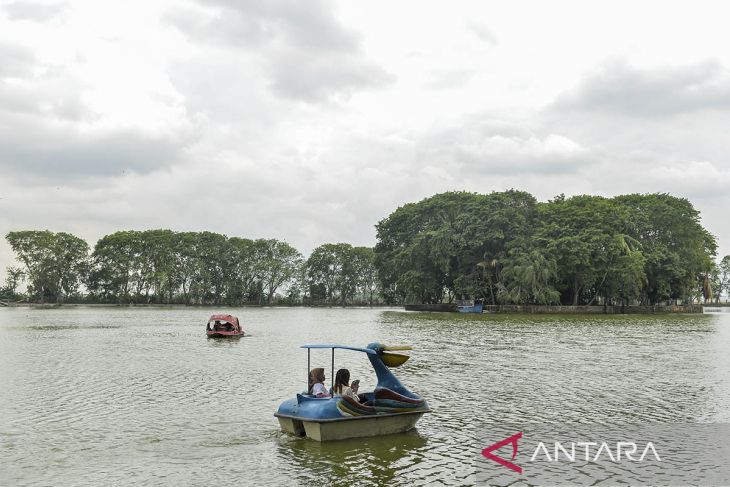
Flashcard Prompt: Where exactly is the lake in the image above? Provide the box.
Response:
[1,307,729,486]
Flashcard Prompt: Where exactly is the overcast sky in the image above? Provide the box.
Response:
[2,0,730,279]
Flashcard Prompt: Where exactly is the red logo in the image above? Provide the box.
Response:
[482,432,523,474]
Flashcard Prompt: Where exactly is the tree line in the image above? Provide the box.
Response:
[374,191,725,306]
[2,190,728,306]
[1,230,380,305]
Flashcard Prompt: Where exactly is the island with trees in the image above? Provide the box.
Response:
[2,190,729,311]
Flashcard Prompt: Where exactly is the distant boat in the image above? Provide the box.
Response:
[456,300,483,313]
[206,314,243,338]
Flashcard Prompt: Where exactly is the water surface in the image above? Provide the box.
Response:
[1,307,728,486]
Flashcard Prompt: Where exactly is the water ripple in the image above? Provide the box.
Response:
[1,308,729,485]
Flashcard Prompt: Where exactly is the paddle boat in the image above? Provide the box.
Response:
[456,299,484,313]
[275,343,430,441]
[205,314,243,338]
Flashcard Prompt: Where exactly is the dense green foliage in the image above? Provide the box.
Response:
[708,255,730,304]
[2,191,723,307]
[86,230,311,304]
[3,230,379,305]
[305,244,379,305]
[374,191,718,306]
[5,231,89,302]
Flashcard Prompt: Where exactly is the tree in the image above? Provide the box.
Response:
[257,239,303,304]
[226,237,262,304]
[88,231,142,303]
[497,248,560,305]
[717,256,730,302]
[169,232,202,305]
[351,247,379,305]
[374,190,538,304]
[1,266,24,299]
[191,232,228,305]
[613,194,717,304]
[374,190,715,307]
[536,195,631,306]
[306,243,355,305]
[6,230,89,303]
[138,229,176,303]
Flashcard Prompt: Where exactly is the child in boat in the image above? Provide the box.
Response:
[332,368,360,402]
[308,368,330,397]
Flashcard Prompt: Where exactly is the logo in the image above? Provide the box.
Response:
[481,432,523,474]
[477,425,728,486]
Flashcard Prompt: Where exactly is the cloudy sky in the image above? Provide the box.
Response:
[2,0,730,277]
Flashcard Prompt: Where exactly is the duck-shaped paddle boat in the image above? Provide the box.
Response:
[274,343,430,441]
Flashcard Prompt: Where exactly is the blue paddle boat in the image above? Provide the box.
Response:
[274,343,430,441]
[457,299,484,313]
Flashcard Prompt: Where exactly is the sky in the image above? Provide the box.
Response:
[2,0,730,280]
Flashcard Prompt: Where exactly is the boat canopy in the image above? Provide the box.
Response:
[208,314,239,325]
[301,344,376,393]
[301,344,376,355]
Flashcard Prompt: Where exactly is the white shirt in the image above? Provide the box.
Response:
[312,382,329,396]
[334,386,359,402]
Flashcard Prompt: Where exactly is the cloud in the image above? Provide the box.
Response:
[413,115,591,177]
[0,67,91,121]
[0,122,188,180]
[552,59,730,117]
[2,1,67,22]
[0,41,36,78]
[266,47,392,101]
[0,85,191,180]
[181,0,361,51]
[0,22,196,181]
[654,160,730,195]
[539,58,730,206]
[424,68,477,90]
[3,2,730,276]
[162,3,276,48]
[466,21,498,45]
[165,0,393,102]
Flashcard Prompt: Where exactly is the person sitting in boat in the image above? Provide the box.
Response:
[332,368,360,403]
[308,368,330,398]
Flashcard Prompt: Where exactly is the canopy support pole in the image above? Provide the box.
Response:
[331,348,335,392]
[307,348,311,393]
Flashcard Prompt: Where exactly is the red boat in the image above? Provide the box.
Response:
[206,314,243,338]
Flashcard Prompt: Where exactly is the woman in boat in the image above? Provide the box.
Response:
[308,368,330,397]
[332,368,360,403]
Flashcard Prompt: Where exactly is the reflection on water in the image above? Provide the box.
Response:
[1,307,729,486]
[278,430,429,486]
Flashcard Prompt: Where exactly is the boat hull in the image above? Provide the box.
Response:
[275,410,428,441]
[456,303,483,313]
[206,331,242,338]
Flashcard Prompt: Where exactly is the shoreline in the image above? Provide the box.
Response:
[404,303,708,314]
[1,302,721,315]
[0,302,404,309]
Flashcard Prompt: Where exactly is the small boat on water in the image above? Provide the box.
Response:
[206,314,243,338]
[456,299,484,313]
[275,343,430,441]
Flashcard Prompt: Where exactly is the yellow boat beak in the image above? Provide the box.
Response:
[382,345,412,351]
[381,352,410,367]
